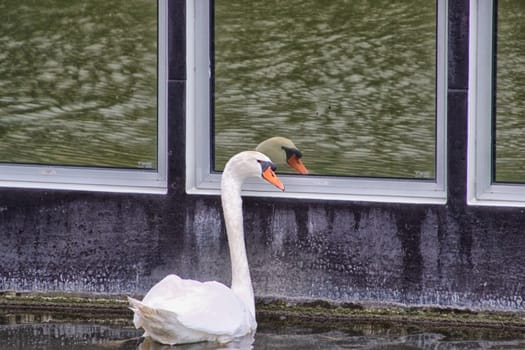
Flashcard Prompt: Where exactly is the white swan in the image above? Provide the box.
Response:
[128,151,285,345]
[255,137,308,174]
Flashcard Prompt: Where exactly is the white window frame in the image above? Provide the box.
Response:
[467,0,525,207]
[186,0,447,204]
[0,0,168,194]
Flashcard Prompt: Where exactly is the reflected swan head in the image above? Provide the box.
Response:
[255,137,308,174]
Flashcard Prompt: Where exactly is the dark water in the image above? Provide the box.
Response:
[2,312,525,350]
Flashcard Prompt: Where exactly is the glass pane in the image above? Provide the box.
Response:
[213,0,437,178]
[494,0,525,183]
[0,0,158,169]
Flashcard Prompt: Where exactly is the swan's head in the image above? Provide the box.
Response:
[223,151,285,191]
[255,137,308,174]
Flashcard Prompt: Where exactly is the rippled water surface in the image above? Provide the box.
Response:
[214,0,525,182]
[214,0,437,178]
[494,0,525,182]
[1,1,523,181]
[2,312,525,350]
[0,0,157,169]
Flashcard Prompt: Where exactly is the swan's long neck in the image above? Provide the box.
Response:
[221,172,255,317]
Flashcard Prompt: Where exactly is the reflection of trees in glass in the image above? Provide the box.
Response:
[214,0,436,178]
[495,0,525,182]
[0,0,157,168]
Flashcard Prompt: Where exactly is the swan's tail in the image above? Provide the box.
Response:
[128,297,183,328]
[128,296,149,312]
[127,296,198,345]
[127,296,154,330]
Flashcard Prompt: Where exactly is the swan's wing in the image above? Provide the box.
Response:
[175,280,253,335]
[137,275,253,336]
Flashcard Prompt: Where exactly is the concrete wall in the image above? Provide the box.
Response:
[2,0,525,311]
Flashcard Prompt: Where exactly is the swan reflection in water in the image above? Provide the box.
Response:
[137,334,254,350]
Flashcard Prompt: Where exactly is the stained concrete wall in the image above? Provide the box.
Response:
[1,0,525,311]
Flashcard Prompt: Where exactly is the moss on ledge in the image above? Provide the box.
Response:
[256,297,525,336]
[0,291,130,321]
[1,291,525,334]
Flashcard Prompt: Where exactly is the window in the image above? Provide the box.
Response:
[0,0,168,193]
[468,0,525,206]
[187,0,447,203]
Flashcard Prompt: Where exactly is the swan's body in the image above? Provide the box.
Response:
[255,137,308,174]
[128,276,254,345]
[128,151,284,345]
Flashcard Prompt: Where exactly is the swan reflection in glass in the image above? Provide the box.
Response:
[255,137,308,174]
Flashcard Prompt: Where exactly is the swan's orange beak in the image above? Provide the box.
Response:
[262,166,285,191]
[287,154,309,174]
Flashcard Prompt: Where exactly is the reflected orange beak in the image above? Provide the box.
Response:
[262,166,285,191]
[287,154,309,174]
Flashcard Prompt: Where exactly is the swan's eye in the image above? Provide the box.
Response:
[257,160,277,173]
[282,146,303,160]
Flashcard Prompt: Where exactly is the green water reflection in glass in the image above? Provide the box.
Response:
[0,0,158,169]
[494,0,525,183]
[214,0,437,179]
